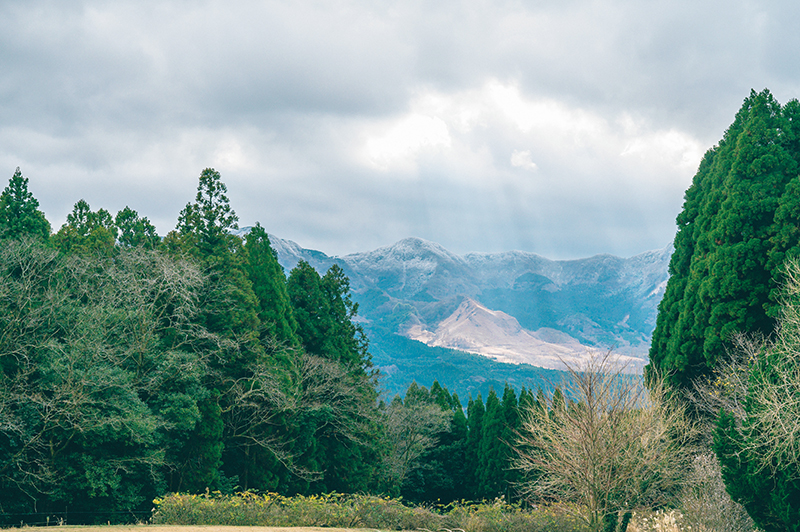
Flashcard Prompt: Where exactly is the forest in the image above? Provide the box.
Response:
[5,88,800,532]
[0,166,535,522]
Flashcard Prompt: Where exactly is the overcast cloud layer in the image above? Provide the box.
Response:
[2,0,799,259]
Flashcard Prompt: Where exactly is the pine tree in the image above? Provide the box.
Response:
[500,384,520,500]
[0,167,50,240]
[649,89,800,389]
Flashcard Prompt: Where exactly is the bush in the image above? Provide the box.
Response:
[152,491,588,532]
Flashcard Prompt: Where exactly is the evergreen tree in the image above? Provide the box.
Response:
[500,384,521,500]
[0,167,50,240]
[170,169,262,492]
[53,199,118,255]
[400,381,468,503]
[287,261,371,371]
[175,167,239,256]
[711,259,800,532]
[286,260,379,494]
[244,223,299,347]
[649,89,800,389]
[172,168,259,340]
[465,395,485,499]
[115,206,159,249]
[477,389,504,499]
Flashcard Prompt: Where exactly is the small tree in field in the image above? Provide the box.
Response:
[514,353,696,532]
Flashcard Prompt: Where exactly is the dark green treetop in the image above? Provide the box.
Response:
[53,199,118,255]
[648,89,800,389]
[244,223,300,348]
[115,206,160,249]
[287,261,371,372]
[0,167,50,240]
[175,168,238,256]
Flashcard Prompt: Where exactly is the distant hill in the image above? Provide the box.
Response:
[236,229,671,397]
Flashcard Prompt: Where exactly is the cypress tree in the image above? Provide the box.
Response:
[115,206,159,249]
[0,167,50,241]
[649,89,800,388]
[465,395,485,499]
[500,384,520,500]
[53,199,118,256]
[244,223,299,348]
[477,389,504,499]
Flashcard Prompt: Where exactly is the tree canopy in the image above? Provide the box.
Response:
[649,89,800,389]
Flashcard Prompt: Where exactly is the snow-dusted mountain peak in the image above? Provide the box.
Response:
[346,236,464,267]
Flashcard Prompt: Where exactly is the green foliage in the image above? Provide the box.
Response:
[175,167,239,256]
[0,239,215,518]
[710,261,800,532]
[115,206,160,249]
[53,199,118,255]
[0,167,50,240]
[0,166,587,523]
[244,223,299,347]
[288,261,371,370]
[649,89,800,388]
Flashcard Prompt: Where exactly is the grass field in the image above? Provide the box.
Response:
[3,525,375,532]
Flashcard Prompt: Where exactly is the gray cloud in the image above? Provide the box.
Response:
[0,0,797,259]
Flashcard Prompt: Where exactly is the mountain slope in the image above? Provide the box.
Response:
[249,230,669,389]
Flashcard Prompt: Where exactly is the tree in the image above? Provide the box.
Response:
[52,200,118,255]
[282,260,380,494]
[477,389,504,499]
[175,167,238,257]
[515,353,696,532]
[0,239,218,518]
[0,167,50,240]
[244,223,299,347]
[171,168,259,341]
[710,258,800,532]
[287,261,371,371]
[115,206,159,249]
[379,383,451,496]
[398,381,469,503]
[464,394,485,499]
[649,89,800,389]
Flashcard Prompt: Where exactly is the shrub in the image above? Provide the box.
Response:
[152,491,588,532]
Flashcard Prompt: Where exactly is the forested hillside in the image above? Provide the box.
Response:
[0,167,539,522]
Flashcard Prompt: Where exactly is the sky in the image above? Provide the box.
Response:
[2,1,800,259]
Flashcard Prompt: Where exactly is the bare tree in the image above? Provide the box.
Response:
[514,352,697,532]
[378,394,451,495]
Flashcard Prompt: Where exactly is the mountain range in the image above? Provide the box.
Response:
[246,231,672,395]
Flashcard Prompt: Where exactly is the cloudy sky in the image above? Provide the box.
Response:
[2,0,799,259]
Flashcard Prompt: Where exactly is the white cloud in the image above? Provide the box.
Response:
[361,114,452,172]
[510,150,538,171]
[2,0,797,258]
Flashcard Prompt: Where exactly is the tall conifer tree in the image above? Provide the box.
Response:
[0,168,50,241]
[649,89,800,388]
[244,223,299,348]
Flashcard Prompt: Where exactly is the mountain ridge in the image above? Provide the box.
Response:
[240,229,670,375]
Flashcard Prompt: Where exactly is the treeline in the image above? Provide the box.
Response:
[0,167,529,521]
[383,380,542,504]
